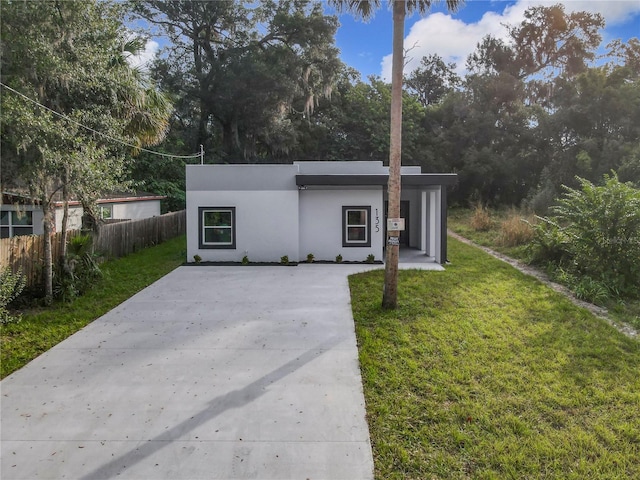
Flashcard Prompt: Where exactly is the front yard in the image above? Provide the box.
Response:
[350,237,640,479]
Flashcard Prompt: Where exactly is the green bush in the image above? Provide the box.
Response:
[54,234,102,302]
[532,174,640,298]
[1,267,26,325]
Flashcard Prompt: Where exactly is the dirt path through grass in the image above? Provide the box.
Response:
[448,230,638,339]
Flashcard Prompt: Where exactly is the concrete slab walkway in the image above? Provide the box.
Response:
[1,265,377,480]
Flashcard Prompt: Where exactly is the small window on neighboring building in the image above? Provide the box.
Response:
[342,206,371,247]
[98,205,112,220]
[199,207,236,249]
[1,210,34,238]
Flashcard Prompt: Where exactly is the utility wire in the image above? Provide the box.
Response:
[0,82,203,161]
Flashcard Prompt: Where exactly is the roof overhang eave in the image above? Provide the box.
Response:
[295,173,458,187]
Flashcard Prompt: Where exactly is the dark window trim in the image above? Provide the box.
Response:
[342,206,371,248]
[0,210,34,237]
[198,206,236,249]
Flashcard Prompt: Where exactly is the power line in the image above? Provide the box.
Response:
[0,82,204,161]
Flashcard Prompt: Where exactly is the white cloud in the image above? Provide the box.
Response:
[126,40,160,70]
[380,0,640,80]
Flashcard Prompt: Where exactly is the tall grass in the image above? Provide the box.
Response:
[498,209,535,247]
[470,203,493,231]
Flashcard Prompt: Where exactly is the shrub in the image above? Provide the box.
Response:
[336,254,343,263]
[574,277,610,305]
[241,255,249,265]
[0,267,26,325]
[280,255,289,265]
[533,174,640,298]
[530,217,572,265]
[470,203,493,231]
[54,234,102,302]
[498,210,535,247]
[193,254,202,264]
[306,253,314,263]
[366,254,375,263]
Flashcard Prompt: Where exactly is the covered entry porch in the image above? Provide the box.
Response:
[383,173,457,264]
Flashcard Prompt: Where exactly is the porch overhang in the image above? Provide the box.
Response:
[295,173,457,187]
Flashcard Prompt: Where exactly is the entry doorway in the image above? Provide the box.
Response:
[384,200,410,247]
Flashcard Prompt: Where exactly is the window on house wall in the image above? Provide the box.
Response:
[342,206,371,247]
[98,205,112,220]
[0,210,34,238]
[199,207,236,249]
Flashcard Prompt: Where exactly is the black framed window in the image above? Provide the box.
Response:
[342,206,371,247]
[199,207,236,249]
[1,210,34,238]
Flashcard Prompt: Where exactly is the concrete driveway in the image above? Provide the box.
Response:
[1,265,377,480]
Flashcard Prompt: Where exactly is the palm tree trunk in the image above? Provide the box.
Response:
[382,0,405,309]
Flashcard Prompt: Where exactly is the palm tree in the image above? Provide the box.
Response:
[330,0,463,308]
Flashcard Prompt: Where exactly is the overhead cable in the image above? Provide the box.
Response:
[0,82,203,161]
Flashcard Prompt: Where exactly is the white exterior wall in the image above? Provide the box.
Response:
[54,205,83,232]
[111,200,161,220]
[187,190,299,263]
[299,188,383,262]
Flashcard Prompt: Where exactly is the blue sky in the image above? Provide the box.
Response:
[132,1,640,79]
[327,0,640,80]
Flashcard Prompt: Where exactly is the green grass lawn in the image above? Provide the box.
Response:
[448,208,640,333]
[350,237,640,479]
[0,235,186,379]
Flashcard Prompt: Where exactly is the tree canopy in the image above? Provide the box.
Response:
[1,0,171,302]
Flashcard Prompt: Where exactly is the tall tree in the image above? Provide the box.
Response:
[131,0,341,161]
[405,53,460,107]
[1,0,171,303]
[329,0,463,308]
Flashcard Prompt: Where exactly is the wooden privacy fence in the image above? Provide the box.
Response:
[93,210,186,259]
[1,210,186,287]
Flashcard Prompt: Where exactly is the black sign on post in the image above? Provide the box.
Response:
[387,236,400,246]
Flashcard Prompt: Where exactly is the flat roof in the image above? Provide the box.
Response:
[295,173,458,187]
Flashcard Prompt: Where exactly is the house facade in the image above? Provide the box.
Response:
[186,161,457,264]
[1,192,164,238]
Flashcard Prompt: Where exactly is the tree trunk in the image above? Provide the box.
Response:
[42,198,54,305]
[60,169,69,263]
[382,0,405,309]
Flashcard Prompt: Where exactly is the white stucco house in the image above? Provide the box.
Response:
[1,192,164,238]
[186,161,457,265]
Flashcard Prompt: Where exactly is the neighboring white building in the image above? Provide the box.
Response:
[1,192,164,238]
[186,161,457,264]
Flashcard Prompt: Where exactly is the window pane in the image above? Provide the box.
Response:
[11,211,32,226]
[347,227,366,241]
[347,210,366,225]
[204,227,231,244]
[100,206,112,219]
[0,211,8,225]
[204,211,231,227]
[12,227,33,237]
[0,226,9,238]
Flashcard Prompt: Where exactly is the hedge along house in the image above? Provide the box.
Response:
[186,161,457,264]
